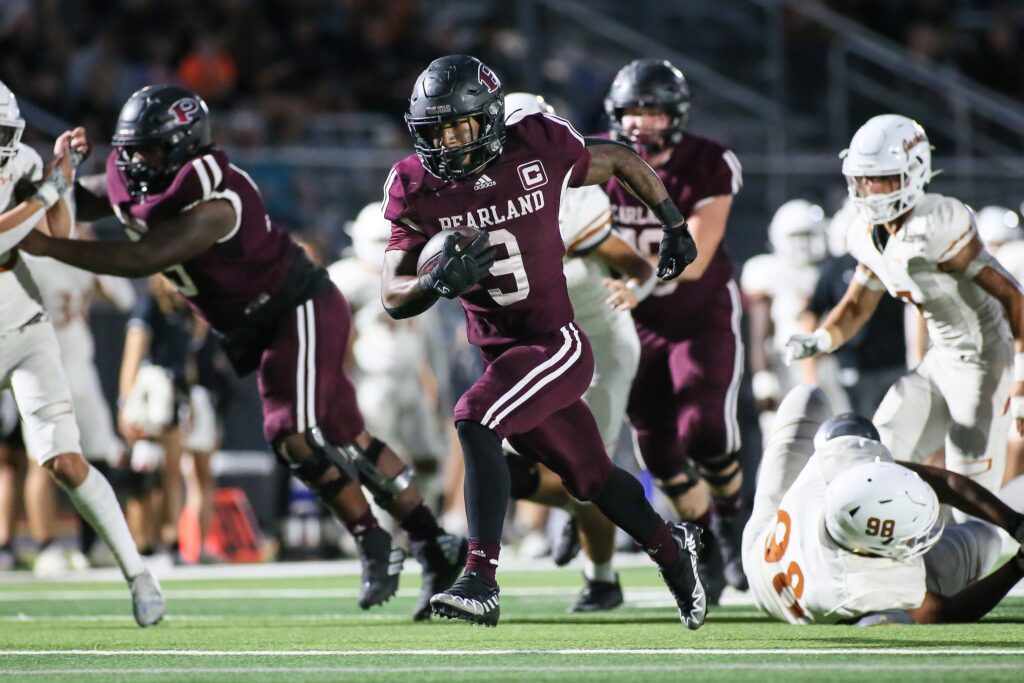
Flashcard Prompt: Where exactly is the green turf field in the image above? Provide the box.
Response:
[2,560,1023,682]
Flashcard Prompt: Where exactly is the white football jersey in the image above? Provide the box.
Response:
[559,184,624,330]
[848,193,1010,355]
[0,142,45,333]
[995,240,1024,285]
[740,253,819,353]
[747,444,926,624]
[327,256,423,377]
[22,254,135,364]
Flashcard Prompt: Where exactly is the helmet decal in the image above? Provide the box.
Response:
[168,98,201,125]
[478,64,501,94]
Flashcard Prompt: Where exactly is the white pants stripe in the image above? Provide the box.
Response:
[723,280,744,453]
[481,324,574,427]
[295,302,318,432]
[488,325,584,430]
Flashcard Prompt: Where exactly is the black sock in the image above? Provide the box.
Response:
[456,420,508,545]
[590,466,659,546]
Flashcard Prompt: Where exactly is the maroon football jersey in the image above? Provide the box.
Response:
[603,134,742,338]
[106,148,297,330]
[384,113,591,347]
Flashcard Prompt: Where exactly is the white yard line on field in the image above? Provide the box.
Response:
[3,648,1024,657]
[1,663,1024,676]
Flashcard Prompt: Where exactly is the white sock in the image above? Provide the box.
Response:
[65,465,145,580]
[583,559,616,583]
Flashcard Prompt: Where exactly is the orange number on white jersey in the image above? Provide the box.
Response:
[764,508,807,620]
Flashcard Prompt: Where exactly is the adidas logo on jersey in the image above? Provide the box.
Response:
[474,174,496,190]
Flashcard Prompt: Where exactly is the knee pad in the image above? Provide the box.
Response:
[505,451,540,499]
[660,464,702,499]
[274,432,354,502]
[305,427,414,507]
[696,451,741,488]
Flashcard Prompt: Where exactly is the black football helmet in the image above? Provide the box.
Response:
[405,55,505,182]
[605,59,690,156]
[112,85,212,197]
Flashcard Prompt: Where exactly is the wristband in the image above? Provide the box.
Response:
[1013,352,1024,382]
[626,273,656,303]
[651,198,685,228]
[812,328,834,353]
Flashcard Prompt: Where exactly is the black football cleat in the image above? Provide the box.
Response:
[696,524,727,606]
[410,533,468,621]
[660,522,708,630]
[429,570,500,627]
[355,527,404,609]
[568,574,623,613]
[552,516,582,567]
[713,506,749,591]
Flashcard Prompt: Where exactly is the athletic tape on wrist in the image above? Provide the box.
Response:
[626,273,656,302]
[32,182,61,209]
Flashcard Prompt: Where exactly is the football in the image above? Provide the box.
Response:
[415,227,484,276]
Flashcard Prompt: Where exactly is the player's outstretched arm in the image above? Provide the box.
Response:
[900,462,1024,535]
[784,263,884,365]
[582,139,696,280]
[19,199,234,277]
[907,551,1024,624]
[949,236,1024,434]
[381,248,440,320]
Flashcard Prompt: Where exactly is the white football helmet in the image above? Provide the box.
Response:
[768,199,828,265]
[347,202,391,266]
[840,114,933,225]
[0,80,25,169]
[975,205,1022,248]
[824,459,943,562]
[504,92,555,125]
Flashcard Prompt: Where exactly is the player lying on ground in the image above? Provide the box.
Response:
[0,81,162,625]
[20,85,464,620]
[744,384,1024,625]
[381,54,704,629]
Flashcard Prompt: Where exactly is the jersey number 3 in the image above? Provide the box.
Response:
[485,229,530,306]
[764,508,807,620]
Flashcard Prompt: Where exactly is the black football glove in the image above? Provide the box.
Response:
[422,233,496,299]
[656,223,698,281]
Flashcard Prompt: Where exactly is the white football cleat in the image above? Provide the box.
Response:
[129,569,165,627]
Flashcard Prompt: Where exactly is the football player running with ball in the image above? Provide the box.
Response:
[786,115,1024,499]
[381,55,704,628]
[21,85,465,621]
[744,385,1024,625]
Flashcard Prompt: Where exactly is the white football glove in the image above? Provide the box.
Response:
[783,329,833,366]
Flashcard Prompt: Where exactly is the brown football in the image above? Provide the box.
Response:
[415,227,484,276]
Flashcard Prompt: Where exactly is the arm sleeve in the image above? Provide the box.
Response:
[693,147,742,210]
[928,198,976,264]
[381,166,427,252]
[740,254,773,295]
[536,114,591,188]
[97,275,137,312]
